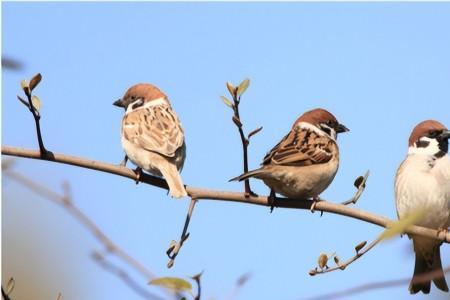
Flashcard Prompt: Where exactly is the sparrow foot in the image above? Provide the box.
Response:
[310,196,323,214]
[119,155,128,167]
[133,167,142,184]
[437,227,449,237]
[269,190,276,213]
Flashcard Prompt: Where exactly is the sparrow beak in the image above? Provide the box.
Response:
[336,123,350,133]
[113,98,125,108]
[439,130,450,140]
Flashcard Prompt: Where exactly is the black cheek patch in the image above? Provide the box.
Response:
[416,140,430,148]
[321,127,331,136]
[131,99,144,110]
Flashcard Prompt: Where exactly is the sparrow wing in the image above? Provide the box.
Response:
[262,127,334,166]
[122,105,184,157]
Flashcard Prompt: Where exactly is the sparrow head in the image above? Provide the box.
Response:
[408,120,450,157]
[295,108,349,140]
[113,83,168,111]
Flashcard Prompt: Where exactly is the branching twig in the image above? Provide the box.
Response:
[222,80,261,197]
[166,198,198,268]
[2,146,450,244]
[2,166,155,280]
[17,73,53,159]
[309,237,382,276]
[305,265,450,300]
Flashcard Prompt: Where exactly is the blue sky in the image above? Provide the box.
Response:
[2,2,450,300]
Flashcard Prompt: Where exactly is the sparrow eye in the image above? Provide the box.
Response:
[131,96,136,100]
[427,130,440,138]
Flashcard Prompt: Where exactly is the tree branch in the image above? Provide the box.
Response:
[310,238,382,276]
[305,265,450,300]
[2,145,449,244]
[2,164,156,280]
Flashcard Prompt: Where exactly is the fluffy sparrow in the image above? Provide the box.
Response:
[113,83,187,198]
[230,108,349,200]
[395,120,450,294]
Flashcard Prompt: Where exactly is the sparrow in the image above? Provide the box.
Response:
[230,108,349,200]
[395,120,450,294]
[113,83,187,198]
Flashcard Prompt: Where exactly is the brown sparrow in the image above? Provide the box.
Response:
[113,83,187,198]
[395,120,450,294]
[231,108,348,199]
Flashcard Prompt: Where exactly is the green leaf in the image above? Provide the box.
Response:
[379,208,426,241]
[220,96,233,108]
[29,73,42,91]
[149,277,192,294]
[6,277,15,295]
[31,95,41,111]
[236,78,250,96]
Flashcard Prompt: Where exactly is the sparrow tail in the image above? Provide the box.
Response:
[159,162,187,199]
[410,247,448,294]
[229,168,264,182]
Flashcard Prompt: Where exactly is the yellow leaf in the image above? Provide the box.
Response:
[226,81,235,96]
[220,96,233,108]
[379,208,426,241]
[317,253,328,269]
[236,78,250,96]
[31,95,41,111]
[20,79,29,90]
[6,277,15,295]
[149,277,192,293]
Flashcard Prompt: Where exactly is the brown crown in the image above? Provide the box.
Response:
[294,108,338,128]
[123,83,167,102]
[408,120,448,146]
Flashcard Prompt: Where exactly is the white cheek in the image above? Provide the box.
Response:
[408,137,440,156]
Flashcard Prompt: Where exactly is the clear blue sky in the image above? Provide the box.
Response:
[2,2,450,300]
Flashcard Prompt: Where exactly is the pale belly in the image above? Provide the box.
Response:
[260,160,339,199]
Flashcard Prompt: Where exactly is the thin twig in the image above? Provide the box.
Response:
[191,271,203,300]
[304,265,450,300]
[166,198,198,268]
[341,170,370,205]
[17,74,52,159]
[2,168,155,280]
[226,80,260,197]
[309,237,382,276]
[1,287,11,300]
[2,146,450,244]
[92,252,163,300]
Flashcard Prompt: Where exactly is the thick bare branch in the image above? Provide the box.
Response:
[2,145,450,244]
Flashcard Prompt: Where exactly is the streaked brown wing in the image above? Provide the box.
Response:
[262,127,334,166]
[122,105,184,157]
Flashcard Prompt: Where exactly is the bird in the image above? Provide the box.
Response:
[230,108,349,202]
[113,83,187,198]
[395,119,450,294]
